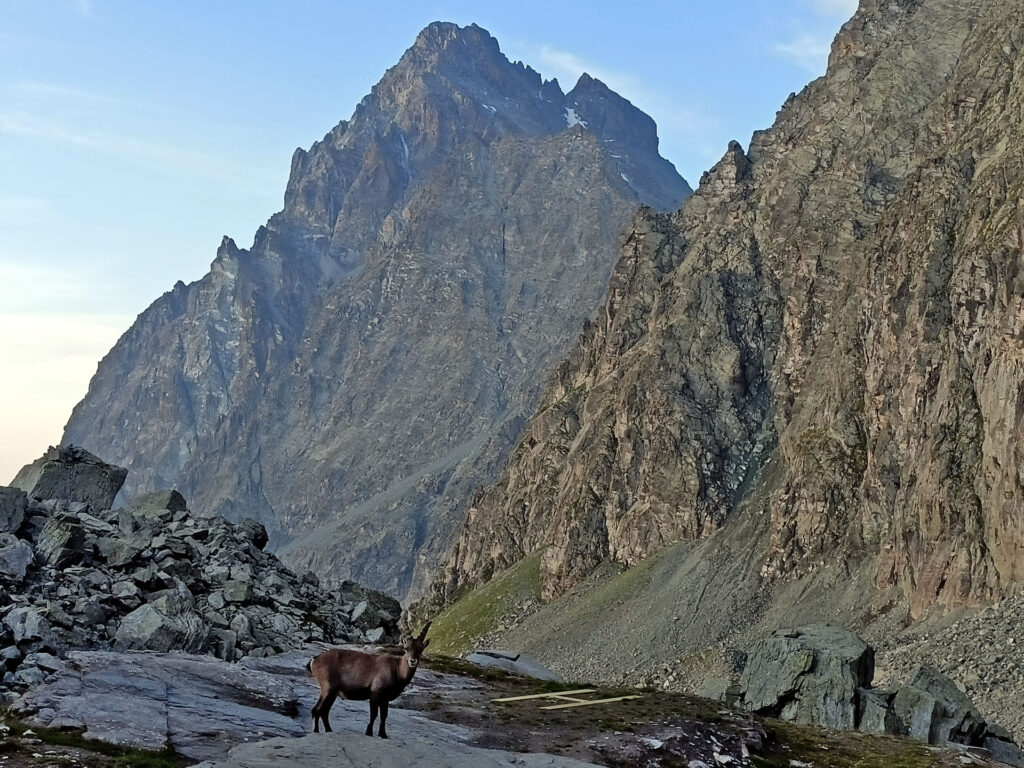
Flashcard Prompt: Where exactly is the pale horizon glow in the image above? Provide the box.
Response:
[0,1,856,484]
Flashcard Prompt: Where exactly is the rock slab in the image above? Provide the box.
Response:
[191,732,601,768]
[15,649,475,761]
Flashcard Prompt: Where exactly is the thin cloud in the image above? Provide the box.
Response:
[0,260,124,313]
[0,111,277,192]
[0,196,52,226]
[809,0,858,16]
[67,0,94,17]
[774,33,834,73]
[8,81,171,115]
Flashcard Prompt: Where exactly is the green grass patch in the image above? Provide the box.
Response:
[427,551,543,655]
[762,720,940,768]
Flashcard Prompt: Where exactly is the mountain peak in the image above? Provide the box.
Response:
[412,21,500,56]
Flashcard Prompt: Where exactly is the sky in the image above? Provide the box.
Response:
[0,0,857,483]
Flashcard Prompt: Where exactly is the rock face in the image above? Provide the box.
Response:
[738,625,874,730]
[59,21,690,599]
[0,447,400,701]
[13,649,477,762]
[735,626,1022,765]
[427,0,1024,628]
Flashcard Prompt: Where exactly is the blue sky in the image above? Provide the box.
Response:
[0,0,856,481]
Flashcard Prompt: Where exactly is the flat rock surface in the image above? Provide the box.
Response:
[191,733,601,768]
[14,649,474,761]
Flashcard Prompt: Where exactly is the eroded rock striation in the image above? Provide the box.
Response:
[0,446,399,701]
[60,22,689,599]
[427,0,1024,628]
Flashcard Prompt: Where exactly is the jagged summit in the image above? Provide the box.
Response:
[62,22,691,599]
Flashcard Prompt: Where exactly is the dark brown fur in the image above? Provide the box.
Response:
[308,622,430,738]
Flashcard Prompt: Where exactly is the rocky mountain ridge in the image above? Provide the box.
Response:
[422,0,1024,727]
[60,21,690,599]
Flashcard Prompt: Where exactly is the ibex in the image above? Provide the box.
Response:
[307,622,431,738]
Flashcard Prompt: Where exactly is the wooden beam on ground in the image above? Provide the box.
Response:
[539,695,643,710]
[490,689,596,703]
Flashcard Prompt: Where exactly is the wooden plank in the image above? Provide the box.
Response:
[539,695,642,710]
[490,689,596,703]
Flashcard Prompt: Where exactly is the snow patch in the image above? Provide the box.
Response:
[565,106,588,128]
[482,104,497,113]
[620,173,631,184]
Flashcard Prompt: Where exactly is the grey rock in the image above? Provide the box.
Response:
[3,608,55,649]
[21,652,64,673]
[115,601,207,654]
[0,533,33,580]
[124,490,187,519]
[192,733,602,768]
[466,650,563,682]
[12,445,126,510]
[223,579,254,603]
[14,649,476,761]
[96,534,149,568]
[904,665,986,745]
[982,726,1024,768]
[738,625,873,729]
[10,665,46,688]
[856,687,897,734]
[0,646,22,671]
[0,487,27,533]
[36,513,87,568]
[891,685,941,743]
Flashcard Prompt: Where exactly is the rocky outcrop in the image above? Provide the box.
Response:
[427,0,1024,629]
[734,625,1023,766]
[0,447,400,701]
[738,625,874,730]
[60,21,690,599]
[13,650,476,761]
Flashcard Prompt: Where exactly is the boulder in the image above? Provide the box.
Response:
[3,608,56,652]
[13,445,126,510]
[222,579,254,603]
[0,487,27,533]
[95,533,149,568]
[115,595,207,654]
[891,684,941,742]
[0,533,33,580]
[856,687,898,734]
[901,665,986,745]
[737,624,874,729]
[233,519,268,550]
[36,513,88,567]
[981,724,1024,767]
[122,490,187,522]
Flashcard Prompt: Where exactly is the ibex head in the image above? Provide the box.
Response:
[404,621,431,668]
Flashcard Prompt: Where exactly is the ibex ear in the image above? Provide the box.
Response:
[417,621,432,640]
